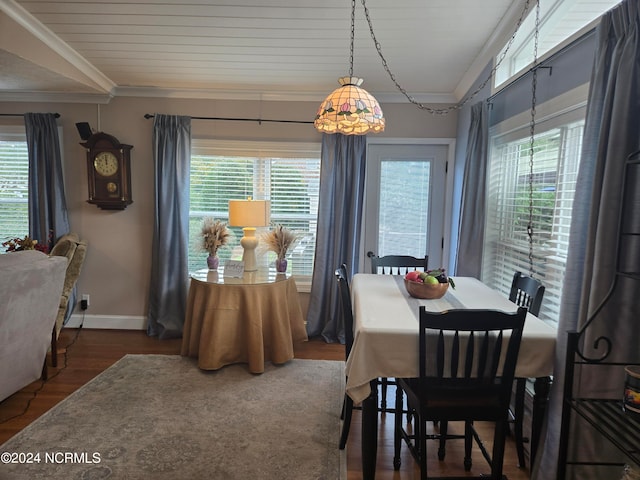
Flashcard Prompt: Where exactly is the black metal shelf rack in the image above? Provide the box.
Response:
[557,149,640,479]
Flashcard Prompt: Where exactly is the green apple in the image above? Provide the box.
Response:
[418,271,429,281]
[424,275,439,285]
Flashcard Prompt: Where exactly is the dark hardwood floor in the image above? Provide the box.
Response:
[0,329,530,479]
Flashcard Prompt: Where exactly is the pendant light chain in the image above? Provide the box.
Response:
[349,0,355,78]
[527,0,541,278]
[360,0,532,115]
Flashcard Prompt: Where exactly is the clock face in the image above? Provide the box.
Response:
[93,151,119,177]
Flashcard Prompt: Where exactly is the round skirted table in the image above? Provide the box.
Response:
[181,268,308,373]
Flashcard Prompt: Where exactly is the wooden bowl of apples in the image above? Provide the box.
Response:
[404,270,451,299]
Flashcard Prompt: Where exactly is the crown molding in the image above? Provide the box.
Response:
[0,86,455,105]
[0,90,113,104]
[114,85,456,105]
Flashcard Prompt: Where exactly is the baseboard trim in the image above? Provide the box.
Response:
[66,314,147,330]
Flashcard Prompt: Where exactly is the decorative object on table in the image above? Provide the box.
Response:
[200,218,230,270]
[222,259,244,278]
[206,255,219,270]
[228,197,271,272]
[263,224,298,273]
[403,268,455,299]
[624,366,640,414]
[2,235,50,253]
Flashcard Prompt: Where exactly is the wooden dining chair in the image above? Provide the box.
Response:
[508,271,545,468]
[393,306,527,480]
[335,263,355,449]
[367,252,429,412]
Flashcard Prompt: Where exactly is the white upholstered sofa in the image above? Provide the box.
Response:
[0,250,67,401]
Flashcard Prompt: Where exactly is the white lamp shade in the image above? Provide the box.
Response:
[314,77,385,135]
[228,199,271,227]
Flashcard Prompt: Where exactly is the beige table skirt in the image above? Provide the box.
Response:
[181,276,308,373]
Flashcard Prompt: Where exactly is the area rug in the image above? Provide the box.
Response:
[0,355,345,480]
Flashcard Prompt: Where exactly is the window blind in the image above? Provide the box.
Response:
[0,131,29,245]
[483,113,584,328]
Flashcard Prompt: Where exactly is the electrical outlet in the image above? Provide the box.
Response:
[81,294,90,310]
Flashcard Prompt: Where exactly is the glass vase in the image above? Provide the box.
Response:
[275,257,288,273]
[207,254,219,270]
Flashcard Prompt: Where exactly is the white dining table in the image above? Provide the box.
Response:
[345,274,557,479]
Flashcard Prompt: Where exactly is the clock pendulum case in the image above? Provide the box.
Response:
[81,132,133,210]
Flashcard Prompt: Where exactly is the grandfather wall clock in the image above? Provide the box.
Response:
[81,132,133,210]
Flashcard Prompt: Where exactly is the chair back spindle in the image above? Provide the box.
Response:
[418,307,526,413]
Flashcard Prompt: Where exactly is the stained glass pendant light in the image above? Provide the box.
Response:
[314,0,385,135]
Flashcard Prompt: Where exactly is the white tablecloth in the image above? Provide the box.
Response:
[345,274,557,404]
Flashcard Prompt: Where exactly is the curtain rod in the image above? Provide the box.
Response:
[143,113,313,125]
[0,113,60,118]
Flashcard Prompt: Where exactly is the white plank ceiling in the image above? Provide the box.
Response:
[0,0,619,104]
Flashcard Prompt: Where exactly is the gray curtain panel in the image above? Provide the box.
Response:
[24,112,70,249]
[455,101,488,277]
[147,114,191,339]
[306,134,366,343]
[24,112,74,324]
[533,1,640,478]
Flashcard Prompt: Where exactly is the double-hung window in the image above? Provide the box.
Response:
[482,100,585,328]
[0,128,29,245]
[189,140,320,284]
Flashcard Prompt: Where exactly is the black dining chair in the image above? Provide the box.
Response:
[437,271,546,469]
[508,271,545,468]
[509,271,545,316]
[335,263,356,449]
[393,306,527,480]
[368,251,429,412]
[368,251,429,276]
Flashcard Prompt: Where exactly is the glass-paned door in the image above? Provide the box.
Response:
[363,143,449,272]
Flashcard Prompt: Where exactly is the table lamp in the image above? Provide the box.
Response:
[228,198,271,271]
